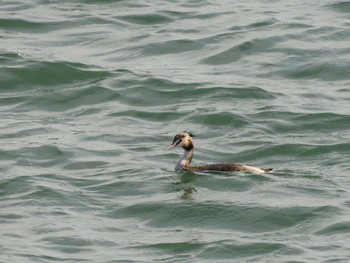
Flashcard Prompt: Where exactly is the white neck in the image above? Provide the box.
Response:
[175,148,194,170]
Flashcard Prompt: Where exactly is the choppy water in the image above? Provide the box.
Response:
[1,1,350,262]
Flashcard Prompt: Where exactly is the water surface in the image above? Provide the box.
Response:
[1,1,350,262]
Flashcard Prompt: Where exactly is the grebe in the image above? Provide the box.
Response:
[165,131,272,173]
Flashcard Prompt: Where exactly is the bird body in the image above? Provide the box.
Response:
[166,131,272,174]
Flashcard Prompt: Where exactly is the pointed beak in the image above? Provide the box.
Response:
[164,139,181,150]
[165,144,177,150]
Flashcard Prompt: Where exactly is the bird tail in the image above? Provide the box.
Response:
[263,168,273,173]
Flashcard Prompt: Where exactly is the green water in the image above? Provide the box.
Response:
[1,1,350,262]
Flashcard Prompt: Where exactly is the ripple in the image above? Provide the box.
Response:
[1,1,350,262]
[201,36,282,65]
[198,241,290,260]
[271,62,350,81]
[115,201,336,233]
[139,39,205,56]
[326,1,350,13]
[119,13,174,25]
[315,221,350,236]
[136,241,204,254]
[191,111,248,126]
[0,18,56,30]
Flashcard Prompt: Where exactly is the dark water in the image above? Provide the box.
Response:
[1,1,350,262]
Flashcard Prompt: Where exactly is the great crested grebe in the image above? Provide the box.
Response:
[165,131,272,173]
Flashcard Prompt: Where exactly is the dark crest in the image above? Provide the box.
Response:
[171,131,194,144]
[184,130,194,137]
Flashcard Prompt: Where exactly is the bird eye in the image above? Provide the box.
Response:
[172,135,180,144]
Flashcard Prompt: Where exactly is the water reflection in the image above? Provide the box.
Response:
[179,187,197,200]
[169,172,200,200]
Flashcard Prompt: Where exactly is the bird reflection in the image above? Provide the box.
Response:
[179,187,197,200]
